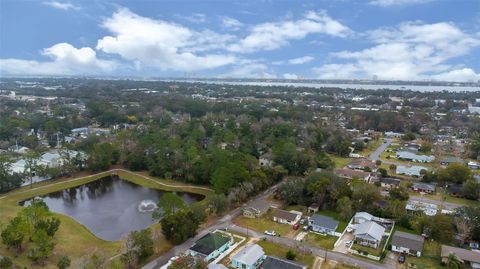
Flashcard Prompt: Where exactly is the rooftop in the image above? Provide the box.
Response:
[189,233,231,256]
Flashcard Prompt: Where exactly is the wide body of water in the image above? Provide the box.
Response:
[161,79,480,92]
[21,176,203,241]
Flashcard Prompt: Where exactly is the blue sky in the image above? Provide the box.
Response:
[1,0,479,81]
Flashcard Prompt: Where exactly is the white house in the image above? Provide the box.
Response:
[353,221,385,249]
[396,165,428,177]
[272,209,301,225]
[391,231,424,257]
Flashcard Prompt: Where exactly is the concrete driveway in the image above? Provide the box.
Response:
[333,232,354,254]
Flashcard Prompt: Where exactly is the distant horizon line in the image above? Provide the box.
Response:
[0,75,479,86]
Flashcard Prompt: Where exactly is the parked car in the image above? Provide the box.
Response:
[264,230,277,236]
[398,254,405,263]
[345,240,353,247]
[292,223,300,230]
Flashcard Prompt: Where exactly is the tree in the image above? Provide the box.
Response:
[389,164,397,170]
[275,178,304,205]
[132,229,154,262]
[286,250,297,261]
[446,253,463,269]
[389,187,409,201]
[161,209,201,245]
[416,214,454,243]
[455,206,480,241]
[154,193,186,218]
[352,182,381,211]
[0,156,22,193]
[468,136,480,159]
[336,197,353,221]
[0,257,12,269]
[24,151,40,188]
[57,256,71,269]
[438,163,471,185]
[454,215,472,245]
[1,216,27,253]
[462,180,480,200]
[208,194,229,215]
[87,143,118,171]
[29,229,55,265]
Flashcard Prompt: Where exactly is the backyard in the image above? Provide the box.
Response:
[233,212,299,238]
[257,239,315,268]
[304,233,338,250]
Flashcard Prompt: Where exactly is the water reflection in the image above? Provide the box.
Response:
[21,176,203,241]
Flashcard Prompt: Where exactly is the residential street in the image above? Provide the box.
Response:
[369,138,392,160]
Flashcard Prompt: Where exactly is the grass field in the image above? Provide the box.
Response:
[233,212,299,238]
[408,191,479,207]
[0,169,212,269]
[401,241,442,269]
[359,139,384,157]
[304,233,337,250]
[329,155,352,168]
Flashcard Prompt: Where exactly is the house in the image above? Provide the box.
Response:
[334,168,371,182]
[441,245,480,269]
[308,203,319,214]
[309,214,339,235]
[396,165,428,177]
[411,183,435,194]
[41,152,63,167]
[447,184,464,198]
[208,264,228,269]
[440,156,464,166]
[406,201,438,216]
[404,143,421,152]
[188,233,233,262]
[243,200,271,218]
[347,158,378,172]
[272,209,301,225]
[259,153,273,167]
[353,221,385,249]
[260,256,307,269]
[391,231,424,257]
[385,131,403,138]
[353,212,374,224]
[396,151,434,163]
[379,177,401,189]
[231,244,266,269]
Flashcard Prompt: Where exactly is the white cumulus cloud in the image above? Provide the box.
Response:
[221,16,243,31]
[228,10,351,53]
[96,8,237,71]
[369,0,434,7]
[0,43,117,75]
[314,21,480,82]
[288,56,314,65]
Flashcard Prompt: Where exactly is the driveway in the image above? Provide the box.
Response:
[333,232,353,254]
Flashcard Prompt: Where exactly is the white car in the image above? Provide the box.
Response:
[345,240,353,247]
[346,227,353,233]
[264,230,277,236]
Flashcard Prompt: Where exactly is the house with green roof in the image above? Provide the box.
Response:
[188,233,233,262]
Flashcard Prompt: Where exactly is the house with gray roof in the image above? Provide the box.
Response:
[353,212,374,224]
[309,214,339,235]
[396,151,434,163]
[411,182,435,194]
[441,245,480,269]
[231,244,266,269]
[243,200,271,218]
[440,156,464,166]
[260,256,307,269]
[353,221,385,248]
[272,209,301,225]
[391,231,424,257]
[396,165,428,177]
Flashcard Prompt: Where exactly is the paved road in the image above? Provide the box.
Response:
[370,138,392,161]
[229,225,388,269]
[141,183,280,269]
[409,195,461,210]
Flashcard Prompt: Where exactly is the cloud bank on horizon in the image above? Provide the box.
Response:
[0,0,479,82]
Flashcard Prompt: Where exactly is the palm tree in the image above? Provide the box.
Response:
[446,253,463,269]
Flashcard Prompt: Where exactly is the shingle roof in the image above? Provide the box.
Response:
[392,231,424,252]
[380,177,401,185]
[232,244,265,266]
[354,221,385,241]
[309,214,339,231]
[260,256,306,269]
[189,233,230,256]
[441,245,480,264]
[272,209,298,222]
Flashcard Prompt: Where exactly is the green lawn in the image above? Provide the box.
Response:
[0,169,212,269]
[329,155,352,168]
[360,139,383,157]
[409,191,479,207]
[233,212,298,238]
[402,241,442,269]
[351,238,387,257]
[304,233,337,250]
[257,240,315,268]
[315,210,348,232]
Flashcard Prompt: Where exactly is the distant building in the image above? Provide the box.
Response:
[440,156,464,166]
[411,183,435,194]
[391,231,424,257]
[379,177,401,189]
[243,200,271,218]
[272,209,301,225]
[396,165,428,177]
[384,131,403,138]
[441,245,480,269]
[406,201,437,216]
[353,212,374,224]
[347,158,378,172]
[258,153,273,167]
[396,151,434,163]
[334,168,371,182]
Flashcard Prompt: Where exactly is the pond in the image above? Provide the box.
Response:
[21,175,203,241]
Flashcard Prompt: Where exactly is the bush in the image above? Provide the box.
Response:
[286,250,297,261]
[0,257,12,269]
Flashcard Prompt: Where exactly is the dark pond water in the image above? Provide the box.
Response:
[21,176,203,241]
